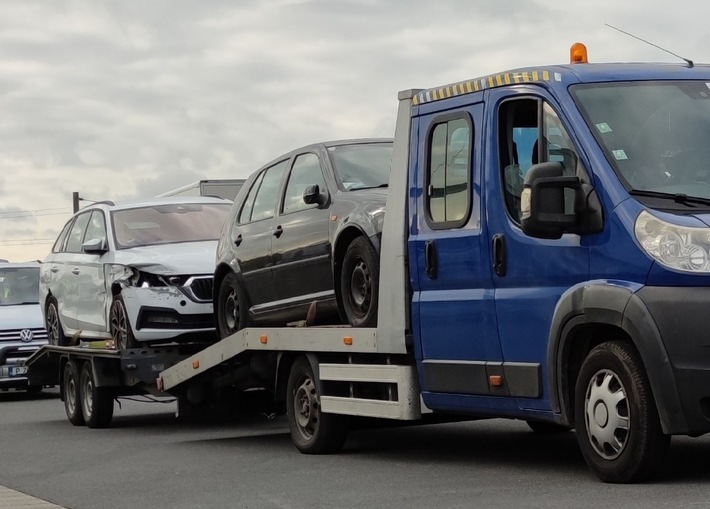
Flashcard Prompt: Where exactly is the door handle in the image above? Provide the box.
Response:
[50,266,59,273]
[424,240,438,279]
[273,225,283,238]
[234,234,242,247]
[71,268,80,275]
[492,234,507,277]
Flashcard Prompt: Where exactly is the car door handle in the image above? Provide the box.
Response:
[71,268,80,275]
[234,234,242,247]
[50,266,59,273]
[424,240,438,280]
[273,225,283,238]
[492,234,507,277]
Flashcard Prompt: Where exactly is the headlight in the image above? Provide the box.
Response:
[635,210,710,272]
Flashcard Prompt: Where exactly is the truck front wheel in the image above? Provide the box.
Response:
[286,357,348,454]
[574,341,669,483]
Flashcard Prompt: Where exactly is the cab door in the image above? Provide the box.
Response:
[409,101,506,409]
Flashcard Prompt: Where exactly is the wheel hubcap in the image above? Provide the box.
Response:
[66,376,77,414]
[294,377,319,439]
[584,369,630,460]
[349,259,371,315]
[224,289,239,331]
[83,377,93,416]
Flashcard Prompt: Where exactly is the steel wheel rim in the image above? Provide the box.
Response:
[82,374,93,417]
[349,259,371,316]
[47,303,60,345]
[584,369,630,460]
[294,376,319,440]
[110,301,128,350]
[66,374,78,416]
[224,288,239,331]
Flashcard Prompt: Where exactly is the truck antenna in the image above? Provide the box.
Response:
[605,23,694,68]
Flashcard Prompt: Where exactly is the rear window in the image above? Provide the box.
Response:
[112,203,231,249]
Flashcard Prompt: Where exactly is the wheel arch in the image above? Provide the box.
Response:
[332,225,380,320]
[275,352,322,410]
[550,281,686,434]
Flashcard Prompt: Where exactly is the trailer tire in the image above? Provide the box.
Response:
[574,341,669,483]
[63,360,85,426]
[80,362,114,428]
[217,272,249,339]
[286,357,348,454]
[340,236,379,327]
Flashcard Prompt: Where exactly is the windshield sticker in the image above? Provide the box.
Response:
[612,149,628,160]
[596,123,612,133]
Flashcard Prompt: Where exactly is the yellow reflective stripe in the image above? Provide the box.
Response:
[543,70,550,80]
[466,81,473,93]
[532,71,539,80]
[487,76,494,87]
[504,73,511,85]
[495,74,503,86]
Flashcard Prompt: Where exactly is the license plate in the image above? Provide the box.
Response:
[9,366,28,377]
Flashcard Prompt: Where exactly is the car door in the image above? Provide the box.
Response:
[410,103,506,408]
[76,210,110,332]
[272,151,332,304]
[485,89,591,412]
[233,160,288,308]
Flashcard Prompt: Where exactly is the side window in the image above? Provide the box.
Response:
[52,221,73,253]
[238,171,265,224]
[282,153,326,214]
[83,211,107,247]
[246,160,288,223]
[426,115,472,228]
[64,213,91,253]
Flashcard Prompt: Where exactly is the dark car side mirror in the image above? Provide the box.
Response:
[82,237,107,254]
[303,185,325,207]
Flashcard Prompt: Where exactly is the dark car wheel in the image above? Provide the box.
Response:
[340,236,379,328]
[63,360,85,426]
[46,296,69,346]
[80,362,114,428]
[217,272,249,339]
[109,295,136,350]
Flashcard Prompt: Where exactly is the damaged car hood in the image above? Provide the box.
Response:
[113,241,218,275]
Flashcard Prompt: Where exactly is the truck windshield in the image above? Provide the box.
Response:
[0,267,40,306]
[572,81,710,199]
[328,142,392,190]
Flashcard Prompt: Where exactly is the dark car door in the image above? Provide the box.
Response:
[272,151,332,305]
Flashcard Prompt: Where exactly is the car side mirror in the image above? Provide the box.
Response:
[303,184,325,206]
[82,237,107,254]
[520,162,581,239]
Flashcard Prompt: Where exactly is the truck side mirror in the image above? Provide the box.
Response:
[520,162,581,239]
[303,185,325,206]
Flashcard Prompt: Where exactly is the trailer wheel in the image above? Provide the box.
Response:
[80,362,114,428]
[63,360,85,426]
[286,357,348,454]
[574,341,669,483]
[526,420,570,434]
[110,295,136,350]
[340,236,379,327]
[217,272,249,339]
[46,297,68,346]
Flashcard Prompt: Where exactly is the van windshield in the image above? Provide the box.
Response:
[572,81,710,199]
[0,267,39,306]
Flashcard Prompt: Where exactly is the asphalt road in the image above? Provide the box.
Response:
[2,388,710,509]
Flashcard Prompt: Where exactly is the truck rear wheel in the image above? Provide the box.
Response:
[286,357,348,454]
[63,360,85,426]
[574,341,669,483]
[80,362,114,428]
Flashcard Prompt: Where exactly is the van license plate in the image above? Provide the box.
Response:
[9,366,28,377]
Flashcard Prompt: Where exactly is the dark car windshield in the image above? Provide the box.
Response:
[0,267,39,306]
[573,81,710,200]
[112,203,231,249]
[328,143,392,190]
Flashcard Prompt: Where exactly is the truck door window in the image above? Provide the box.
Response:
[426,115,472,228]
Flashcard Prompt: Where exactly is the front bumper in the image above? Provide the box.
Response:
[638,286,710,436]
[0,340,45,388]
[121,286,216,342]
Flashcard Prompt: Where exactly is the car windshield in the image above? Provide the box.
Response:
[328,143,392,190]
[572,81,710,199]
[0,267,39,306]
[112,203,231,249]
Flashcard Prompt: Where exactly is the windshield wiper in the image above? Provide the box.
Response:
[629,189,710,207]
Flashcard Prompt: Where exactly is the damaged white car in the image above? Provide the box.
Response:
[40,197,231,349]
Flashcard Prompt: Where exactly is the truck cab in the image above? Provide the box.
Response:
[408,45,710,481]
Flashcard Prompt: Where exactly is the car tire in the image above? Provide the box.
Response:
[63,360,85,426]
[46,296,69,346]
[217,272,249,340]
[574,341,670,483]
[340,236,379,327]
[526,420,570,434]
[286,357,348,454]
[110,295,136,350]
[80,362,114,428]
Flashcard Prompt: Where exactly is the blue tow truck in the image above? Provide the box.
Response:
[28,43,710,483]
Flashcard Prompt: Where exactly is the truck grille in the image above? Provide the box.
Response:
[0,327,47,343]
[182,276,213,303]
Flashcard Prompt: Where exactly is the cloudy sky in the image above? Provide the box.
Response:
[1,0,708,262]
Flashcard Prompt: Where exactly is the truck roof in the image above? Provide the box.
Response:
[413,62,710,106]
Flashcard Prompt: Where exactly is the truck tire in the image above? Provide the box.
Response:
[46,296,68,346]
[109,295,136,350]
[63,360,85,426]
[80,362,114,428]
[574,341,669,483]
[286,357,348,454]
[340,237,379,327]
[216,272,249,339]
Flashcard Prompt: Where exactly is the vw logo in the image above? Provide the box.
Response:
[19,329,34,343]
